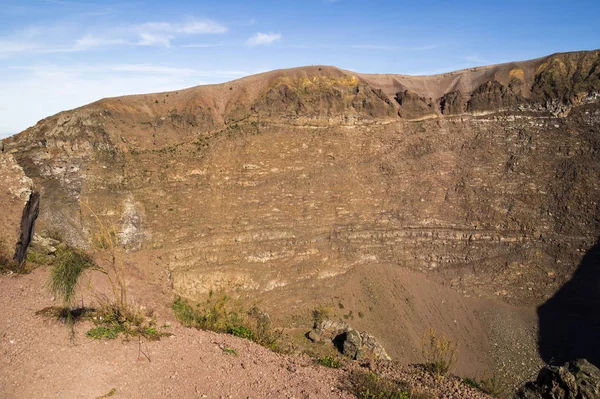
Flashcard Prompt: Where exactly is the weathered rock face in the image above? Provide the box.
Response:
[467,80,522,113]
[1,50,600,306]
[0,153,36,263]
[514,359,600,399]
[440,90,465,115]
[309,320,391,361]
[395,90,436,119]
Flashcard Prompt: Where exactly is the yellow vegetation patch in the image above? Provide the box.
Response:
[272,75,359,95]
[509,68,525,81]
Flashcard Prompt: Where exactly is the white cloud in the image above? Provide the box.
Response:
[178,20,227,34]
[246,32,282,47]
[137,32,173,47]
[0,18,228,56]
[180,43,223,48]
[350,44,438,51]
[75,34,127,49]
[133,19,227,47]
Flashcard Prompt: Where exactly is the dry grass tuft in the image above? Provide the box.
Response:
[421,328,459,376]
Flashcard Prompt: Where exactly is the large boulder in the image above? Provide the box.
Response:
[514,359,600,399]
[342,329,362,359]
[308,319,391,361]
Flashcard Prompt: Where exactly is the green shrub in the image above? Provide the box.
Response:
[86,300,166,341]
[228,325,255,340]
[50,246,96,306]
[317,355,342,368]
[172,294,282,351]
[87,325,123,340]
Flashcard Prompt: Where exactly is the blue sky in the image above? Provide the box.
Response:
[1,0,599,137]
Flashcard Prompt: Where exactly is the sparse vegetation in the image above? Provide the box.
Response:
[317,355,342,368]
[311,305,332,328]
[222,347,237,356]
[460,373,505,397]
[0,251,17,273]
[478,373,506,397]
[346,370,411,399]
[421,328,459,376]
[86,299,165,341]
[0,239,28,274]
[44,205,166,341]
[172,293,282,351]
[345,370,437,399]
[96,388,116,399]
[462,377,480,389]
[25,248,54,266]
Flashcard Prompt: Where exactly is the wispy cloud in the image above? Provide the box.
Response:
[284,43,437,51]
[351,44,438,51]
[180,43,223,48]
[0,18,229,56]
[246,32,282,47]
[464,55,489,64]
[132,19,227,47]
[75,35,127,49]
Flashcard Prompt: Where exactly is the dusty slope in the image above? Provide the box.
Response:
[0,268,350,399]
[0,267,496,399]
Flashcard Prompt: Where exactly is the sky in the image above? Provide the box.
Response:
[1,0,599,137]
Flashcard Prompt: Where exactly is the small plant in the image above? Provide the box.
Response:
[479,373,506,397]
[1,239,35,274]
[229,324,255,340]
[26,248,54,266]
[50,245,96,307]
[86,299,166,341]
[462,377,481,389]
[317,355,342,368]
[421,328,459,376]
[346,370,411,399]
[222,347,237,356]
[87,325,123,340]
[0,252,17,273]
[311,305,332,328]
[96,388,116,399]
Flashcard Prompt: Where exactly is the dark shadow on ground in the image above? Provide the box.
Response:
[538,239,600,367]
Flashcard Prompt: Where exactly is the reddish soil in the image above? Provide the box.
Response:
[0,268,352,399]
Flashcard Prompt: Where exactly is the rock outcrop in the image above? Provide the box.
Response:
[308,320,391,361]
[0,153,36,264]
[395,90,437,119]
[514,359,600,399]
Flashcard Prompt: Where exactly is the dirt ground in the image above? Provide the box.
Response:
[0,268,353,399]
[0,260,541,398]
